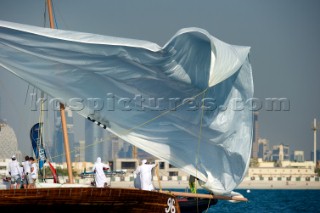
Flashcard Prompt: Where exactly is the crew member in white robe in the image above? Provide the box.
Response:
[92,157,110,188]
[8,155,22,189]
[134,159,158,191]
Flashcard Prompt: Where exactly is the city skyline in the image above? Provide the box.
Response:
[0,0,320,158]
[1,111,319,162]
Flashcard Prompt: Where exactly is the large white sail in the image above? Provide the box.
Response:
[0,20,253,195]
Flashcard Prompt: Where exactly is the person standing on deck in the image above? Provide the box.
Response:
[19,164,24,189]
[134,159,158,191]
[21,155,31,189]
[92,157,110,188]
[8,155,22,189]
[29,157,38,188]
[189,175,198,193]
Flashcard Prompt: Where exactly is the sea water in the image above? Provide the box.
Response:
[171,189,320,213]
[207,189,320,213]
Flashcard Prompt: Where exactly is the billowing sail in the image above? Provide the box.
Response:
[0,20,253,195]
[30,123,47,170]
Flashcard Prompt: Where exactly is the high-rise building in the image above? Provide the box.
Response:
[251,112,259,158]
[85,120,113,162]
[118,142,132,158]
[74,140,85,162]
[51,108,75,163]
[310,149,320,162]
[111,135,121,160]
[85,119,102,162]
[294,150,304,162]
[0,97,2,118]
[258,138,270,160]
[79,140,85,162]
[271,144,290,162]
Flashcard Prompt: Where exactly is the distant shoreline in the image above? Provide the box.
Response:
[237,179,320,190]
[2,179,319,190]
[110,180,320,190]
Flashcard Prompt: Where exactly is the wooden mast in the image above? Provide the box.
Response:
[47,0,74,184]
[132,146,137,159]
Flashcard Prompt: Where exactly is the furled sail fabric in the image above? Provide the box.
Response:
[0,20,253,194]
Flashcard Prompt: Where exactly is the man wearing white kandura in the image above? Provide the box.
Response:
[92,157,110,188]
[134,159,158,191]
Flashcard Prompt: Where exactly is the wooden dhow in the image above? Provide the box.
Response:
[0,0,252,212]
[0,187,181,213]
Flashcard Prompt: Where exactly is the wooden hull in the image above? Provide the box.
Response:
[0,187,181,213]
[177,197,218,213]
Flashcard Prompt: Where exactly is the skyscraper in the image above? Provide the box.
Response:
[51,108,75,163]
[251,112,259,158]
[271,144,290,162]
[85,119,112,162]
[293,150,304,162]
[74,140,86,162]
[0,97,2,118]
[258,138,270,160]
[311,150,320,162]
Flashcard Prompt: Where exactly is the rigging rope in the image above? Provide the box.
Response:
[43,0,47,28]
[51,0,59,29]
[194,89,208,196]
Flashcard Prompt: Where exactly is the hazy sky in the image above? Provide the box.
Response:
[0,0,320,159]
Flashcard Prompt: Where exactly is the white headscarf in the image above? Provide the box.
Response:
[142,159,147,164]
[96,157,102,163]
